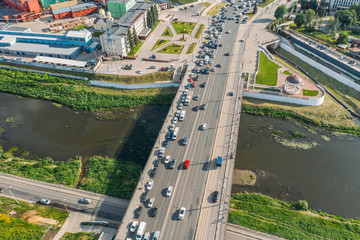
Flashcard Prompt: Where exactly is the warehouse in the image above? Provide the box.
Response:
[52,2,98,20]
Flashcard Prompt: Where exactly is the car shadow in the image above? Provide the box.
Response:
[161,188,168,197]
[171,210,179,221]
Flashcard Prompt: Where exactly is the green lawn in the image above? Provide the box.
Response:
[207,2,227,15]
[172,21,196,35]
[258,0,274,7]
[151,39,170,51]
[290,25,337,46]
[282,70,292,75]
[158,43,184,54]
[303,89,319,97]
[186,42,197,54]
[246,12,256,20]
[61,232,101,240]
[161,27,173,37]
[256,51,280,86]
[229,192,360,240]
[151,20,161,32]
[92,31,104,37]
[128,41,144,57]
[195,24,205,39]
[171,0,197,4]
[343,30,360,39]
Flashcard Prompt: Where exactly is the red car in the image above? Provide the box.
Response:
[188,78,192,82]
[161,67,165,71]
[184,160,190,169]
[191,82,196,87]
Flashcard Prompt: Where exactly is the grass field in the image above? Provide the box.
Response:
[245,12,256,20]
[258,0,274,7]
[158,43,184,54]
[172,21,196,35]
[229,192,360,240]
[256,51,280,86]
[275,47,360,114]
[151,39,170,51]
[161,27,173,37]
[207,2,227,15]
[186,42,197,54]
[171,0,197,4]
[151,20,161,32]
[282,70,292,75]
[195,24,205,39]
[95,71,173,84]
[0,196,68,240]
[290,25,337,46]
[61,232,101,240]
[303,89,319,96]
[128,41,144,57]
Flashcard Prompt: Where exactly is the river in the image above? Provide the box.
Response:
[0,93,168,167]
[234,114,360,219]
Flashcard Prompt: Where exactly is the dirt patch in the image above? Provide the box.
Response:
[233,169,256,186]
[22,210,57,225]
[76,156,87,188]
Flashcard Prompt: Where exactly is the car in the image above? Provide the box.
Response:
[200,82,206,88]
[188,78,192,82]
[216,63,222,68]
[140,191,149,203]
[170,159,176,169]
[163,139,169,147]
[240,38,244,42]
[178,103,183,110]
[224,52,230,56]
[134,206,143,218]
[143,232,150,240]
[183,136,188,145]
[192,105,200,111]
[201,104,206,110]
[184,160,190,169]
[185,83,190,89]
[169,123,175,131]
[150,207,158,217]
[211,67,216,72]
[209,59,213,64]
[164,155,171,164]
[148,197,155,207]
[129,221,138,232]
[213,191,219,202]
[153,159,160,167]
[229,90,234,96]
[40,199,51,205]
[0,188,3,193]
[80,198,92,204]
[194,94,200,101]
[178,207,186,220]
[191,82,196,87]
[150,168,157,177]
[159,147,165,157]
[183,90,188,96]
[172,117,177,124]
[166,186,173,197]
[201,123,207,130]
[151,54,156,59]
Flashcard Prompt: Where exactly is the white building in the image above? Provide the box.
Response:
[329,0,360,11]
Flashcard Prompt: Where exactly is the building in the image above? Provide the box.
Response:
[107,0,136,18]
[99,1,154,57]
[50,0,84,11]
[52,2,98,20]
[329,0,360,10]
[39,0,73,9]
[0,24,92,59]
[300,0,319,10]
[94,9,114,31]
[3,0,42,22]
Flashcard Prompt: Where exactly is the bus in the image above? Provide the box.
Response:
[216,156,223,167]
[172,127,179,140]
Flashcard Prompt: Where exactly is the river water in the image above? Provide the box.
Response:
[0,93,168,166]
[234,114,360,219]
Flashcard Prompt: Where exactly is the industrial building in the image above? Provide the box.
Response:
[52,2,98,20]
[329,0,360,10]
[2,0,42,22]
[107,0,136,18]
[39,0,73,9]
[99,1,153,57]
[0,24,93,59]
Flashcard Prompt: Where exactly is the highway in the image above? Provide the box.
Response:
[0,173,128,222]
[118,3,249,240]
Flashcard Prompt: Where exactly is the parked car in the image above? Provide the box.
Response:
[201,104,206,110]
[134,206,143,218]
[178,103,183,110]
[153,159,160,167]
[0,188,3,193]
[193,105,200,111]
[129,221,138,232]
[159,147,165,157]
[80,198,92,204]
[40,199,51,205]
[150,168,157,177]
[170,159,176,169]
[164,155,171,164]
[148,197,155,207]
[194,94,200,101]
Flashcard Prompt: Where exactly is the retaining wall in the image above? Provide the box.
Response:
[90,80,180,89]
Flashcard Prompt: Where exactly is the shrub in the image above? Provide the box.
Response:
[295,200,309,211]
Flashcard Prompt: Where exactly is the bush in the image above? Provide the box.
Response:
[295,200,309,210]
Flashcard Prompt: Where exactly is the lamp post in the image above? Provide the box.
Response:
[9,186,19,204]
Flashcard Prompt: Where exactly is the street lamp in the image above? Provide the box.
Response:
[9,186,19,204]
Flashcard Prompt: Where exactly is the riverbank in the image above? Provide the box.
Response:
[0,68,177,113]
[229,192,360,239]
[0,146,141,199]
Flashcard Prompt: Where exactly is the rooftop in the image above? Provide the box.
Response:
[50,0,84,10]
[66,29,91,38]
[116,1,152,27]
[34,56,87,67]
[0,42,80,56]
[52,2,98,15]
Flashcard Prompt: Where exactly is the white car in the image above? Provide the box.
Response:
[183,90,188,96]
[146,180,154,191]
[178,207,186,220]
[169,123,175,131]
[148,197,155,207]
[175,111,181,117]
[164,155,171,164]
[177,103,183,110]
[129,221,138,232]
[172,117,178,124]
[166,186,173,197]
[201,123,207,131]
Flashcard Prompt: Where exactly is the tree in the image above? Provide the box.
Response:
[274,5,287,19]
[253,3,258,14]
[315,18,323,30]
[132,27,138,46]
[295,200,308,211]
[151,5,158,23]
[127,28,134,51]
[325,18,339,34]
[334,10,357,30]
[294,13,306,27]
[349,3,360,20]
[146,10,152,28]
[337,31,350,44]
[305,9,315,26]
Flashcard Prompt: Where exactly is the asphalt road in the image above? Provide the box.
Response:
[121,4,249,240]
[0,173,128,223]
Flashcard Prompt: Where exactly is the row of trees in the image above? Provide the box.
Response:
[127,27,138,52]
[146,5,159,29]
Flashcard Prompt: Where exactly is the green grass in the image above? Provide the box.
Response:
[229,192,360,240]
[282,70,292,75]
[171,0,197,4]
[158,43,184,54]
[275,47,360,114]
[195,24,205,39]
[303,89,319,97]
[256,51,280,86]
[92,31,104,37]
[207,2,227,15]
[151,20,161,32]
[255,87,281,92]
[61,232,101,240]
[343,30,360,39]
[171,21,196,35]
[78,157,141,199]
[151,39,170,51]
[186,42,197,54]
[245,12,256,20]
[161,27,173,37]
[128,41,144,57]
[290,25,337,46]
[258,0,274,8]
[244,73,249,81]
[0,195,68,240]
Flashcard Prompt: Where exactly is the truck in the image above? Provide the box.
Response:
[204,55,209,64]
[184,91,192,106]
[136,222,147,240]
[216,156,223,167]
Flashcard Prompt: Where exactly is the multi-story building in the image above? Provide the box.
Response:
[39,0,73,9]
[52,2,98,20]
[0,24,92,59]
[94,9,114,31]
[329,0,360,10]
[3,0,42,22]
[107,0,136,18]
